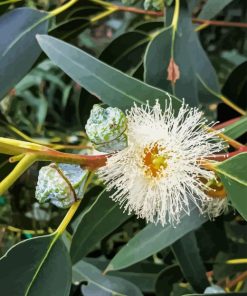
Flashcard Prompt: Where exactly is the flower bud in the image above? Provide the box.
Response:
[85,104,128,153]
[35,163,88,209]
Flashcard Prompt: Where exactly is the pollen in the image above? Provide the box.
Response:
[143,144,168,177]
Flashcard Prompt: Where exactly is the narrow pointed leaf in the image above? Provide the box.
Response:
[198,0,234,20]
[36,34,181,111]
[171,232,209,293]
[73,260,143,296]
[106,204,207,271]
[223,116,247,139]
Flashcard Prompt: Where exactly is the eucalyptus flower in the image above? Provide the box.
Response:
[98,100,227,226]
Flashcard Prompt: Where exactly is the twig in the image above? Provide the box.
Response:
[226,271,247,289]
[105,3,247,29]
[192,18,247,29]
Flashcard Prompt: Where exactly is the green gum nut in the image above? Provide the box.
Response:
[85,104,128,153]
[35,163,88,209]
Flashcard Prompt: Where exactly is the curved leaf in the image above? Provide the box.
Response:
[223,116,247,139]
[171,232,209,292]
[198,0,234,20]
[0,234,71,296]
[144,6,219,105]
[100,31,150,74]
[73,260,143,296]
[215,153,247,221]
[36,34,181,112]
[0,8,49,100]
[106,203,207,271]
[70,190,130,264]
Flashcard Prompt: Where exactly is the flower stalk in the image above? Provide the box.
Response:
[0,137,106,195]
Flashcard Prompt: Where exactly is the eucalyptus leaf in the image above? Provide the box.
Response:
[36,34,181,112]
[50,17,90,41]
[155,265,182,296]
[171,232,209,293]
[73,260,143,296]
[100,31,150,74]
[198,0,234,20]
[0,234,71,296]
[144,6,219,106]
[223,116,247,139]
[215,153,247,220]
[81,258,161,293]
[0,8,49,100]
[70,190,130,264]
[106,204,207,271]
[185,293,245,296]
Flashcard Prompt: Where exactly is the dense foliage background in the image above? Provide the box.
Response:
[0,0,246,295]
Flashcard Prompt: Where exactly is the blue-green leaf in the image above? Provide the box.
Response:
[106,204,207,271]
[36,34,181,111]
[0,8,49,100]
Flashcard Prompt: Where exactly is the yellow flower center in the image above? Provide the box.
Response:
[143,145,168,177]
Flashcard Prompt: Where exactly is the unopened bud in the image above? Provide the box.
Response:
[35,163,88,209]
[85,104,127,153]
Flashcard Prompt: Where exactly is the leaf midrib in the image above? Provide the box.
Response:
[215,167,247,186]
[109,205,204,270]
[41,37,145,106]
[2,11,48,58]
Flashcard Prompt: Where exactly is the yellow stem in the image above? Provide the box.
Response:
[197,74,246,116]
[217,132,243,149]
[170,0,180,65]
[207,127,243,149]
[55,200,82,235]
[1,225,53,235]
[220,94,246,116]
[235,281,244,292]
[7,124,90,151]
[55,172,93,236]
[195,23,210,32]
[0,137,46,153]
[200,161,216,171]
[90,7,117,23]
[49,0,79,17]
[9,153,25,163]
[227,259,247,264]
[7,124,51,146]
[0,153,37,195]
[171,0,180,30]
[0,0,22,5]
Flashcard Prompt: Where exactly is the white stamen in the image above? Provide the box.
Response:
[98,99,227,226]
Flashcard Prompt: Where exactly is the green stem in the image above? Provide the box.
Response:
[197,74,246,116]
[90,7,118,22]
[55,200,82,236]
[49,0,79,17]
[0,0,22,5]
[170,0,180,59]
